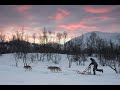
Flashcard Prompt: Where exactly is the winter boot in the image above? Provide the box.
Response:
[101,69,103,73]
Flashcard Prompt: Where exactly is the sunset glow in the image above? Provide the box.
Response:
[0,5,120,44]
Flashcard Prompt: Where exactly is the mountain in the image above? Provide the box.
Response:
[65,31,120,45]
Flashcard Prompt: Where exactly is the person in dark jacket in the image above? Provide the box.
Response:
[89,58,103,75]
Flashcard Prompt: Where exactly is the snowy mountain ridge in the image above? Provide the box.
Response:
[66,31,120,45]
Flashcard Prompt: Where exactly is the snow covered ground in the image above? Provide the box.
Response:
[0,54,120,85]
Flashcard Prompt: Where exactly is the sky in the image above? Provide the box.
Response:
[0,5,120,43]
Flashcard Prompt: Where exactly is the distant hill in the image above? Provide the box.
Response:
[65,31,120,45]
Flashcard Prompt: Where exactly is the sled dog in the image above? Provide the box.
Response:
[24,65,32,71]
[47,66,61,72]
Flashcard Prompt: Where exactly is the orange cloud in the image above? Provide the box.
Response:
[82,6,120,13]
[58,22,97,31]
[48,8,70,22]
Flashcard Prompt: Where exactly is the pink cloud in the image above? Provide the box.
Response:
[16,5,32,13]
[82,6,120,13]
[48,8,70,22]
[98,16,113,21]
[58,22,97,31]
[105,24,120,31]
[14,5,35,20]
[29,22,41,26]
[80,16,115,25]
[90,23,120,33]
[24,14,35,20]
[111,24,120,27]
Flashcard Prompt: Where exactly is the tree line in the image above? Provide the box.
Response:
[0,30,120,73]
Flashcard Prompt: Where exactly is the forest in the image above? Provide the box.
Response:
[0,28,120,73]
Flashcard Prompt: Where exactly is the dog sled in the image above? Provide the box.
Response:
[73,66,100,76]
[73,65,92,75]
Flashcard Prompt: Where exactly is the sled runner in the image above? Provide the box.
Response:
[73,65,91,74]
[73,66,100,76]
